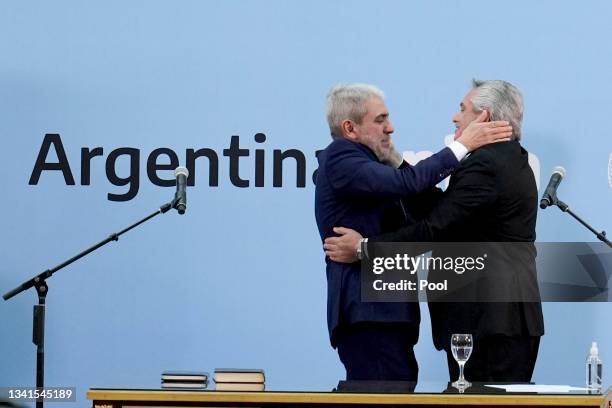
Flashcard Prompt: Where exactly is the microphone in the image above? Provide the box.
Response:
[539,166,566,209]
[173,167,189,214]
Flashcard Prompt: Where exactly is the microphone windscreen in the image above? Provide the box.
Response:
[552,166,566,178]
[174,166,189,178]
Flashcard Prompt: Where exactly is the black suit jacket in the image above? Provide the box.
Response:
[372,141,544,350]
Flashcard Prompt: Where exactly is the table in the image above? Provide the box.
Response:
[88,387,611,408]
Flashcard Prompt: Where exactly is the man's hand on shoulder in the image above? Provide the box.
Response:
[457,111,513,152]
[324,227,363,263]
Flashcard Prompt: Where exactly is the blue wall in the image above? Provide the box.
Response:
[1,1,610,406]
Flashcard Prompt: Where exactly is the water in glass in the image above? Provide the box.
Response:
[451,333,473,391]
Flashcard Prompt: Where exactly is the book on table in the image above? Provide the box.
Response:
[161,381,208,389]
[161,371,209,382]
[213,368,265,384]
[214,382,265,391]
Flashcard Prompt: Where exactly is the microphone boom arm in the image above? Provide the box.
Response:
[553,197,612,248]
[2,198,177,408]
[3,200,173,301]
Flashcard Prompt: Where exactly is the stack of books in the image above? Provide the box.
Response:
[213,368,265,391]
[161,371,209,389]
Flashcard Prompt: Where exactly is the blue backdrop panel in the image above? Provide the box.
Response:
[1,1,610,406]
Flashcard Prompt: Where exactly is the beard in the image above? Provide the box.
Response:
[363,135,392,162]
[374,145,392,162]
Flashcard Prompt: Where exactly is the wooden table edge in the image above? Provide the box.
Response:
[87,389,608,406]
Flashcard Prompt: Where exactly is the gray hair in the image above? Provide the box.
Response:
[470,79,524,140]
[326,83,385,138]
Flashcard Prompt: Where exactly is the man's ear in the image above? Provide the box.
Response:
[473,109,490,123]
[482,109,491,121]
[341,119,359,141]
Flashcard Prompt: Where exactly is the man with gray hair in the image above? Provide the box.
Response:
[315,82,513,381]
[324,80,544,383]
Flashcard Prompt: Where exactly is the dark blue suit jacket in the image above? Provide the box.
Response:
[314,138,458,346]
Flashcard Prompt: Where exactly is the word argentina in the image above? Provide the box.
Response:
[29,134,321,201]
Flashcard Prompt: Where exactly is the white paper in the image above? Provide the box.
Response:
[484,384,590,393]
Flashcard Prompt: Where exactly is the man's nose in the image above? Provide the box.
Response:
[385,121,395,134]
[452,112,460,123]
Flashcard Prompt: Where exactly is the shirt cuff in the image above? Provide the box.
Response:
[448,141,469,162]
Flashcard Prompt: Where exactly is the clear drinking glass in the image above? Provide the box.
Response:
[451,333,473,390]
